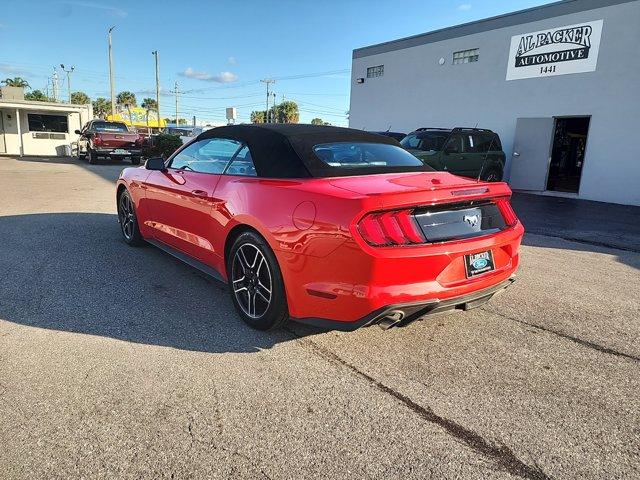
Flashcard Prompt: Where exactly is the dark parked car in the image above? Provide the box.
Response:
[400,127,505,181]
[371,131,406,142]
[75,121,143,165]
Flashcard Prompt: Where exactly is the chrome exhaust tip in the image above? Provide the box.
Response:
[377,310,404,330]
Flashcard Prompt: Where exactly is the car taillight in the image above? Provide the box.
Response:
[92,135,103,146]
[357,209,425,246]
[496,197,518,226]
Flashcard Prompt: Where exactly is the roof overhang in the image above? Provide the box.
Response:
[0,99,90,112]
[353,0,635,59]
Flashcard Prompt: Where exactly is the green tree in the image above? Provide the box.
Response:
[278,100,299,123]
[141,97,158,111]
[141,98,158,126]
[92,97,112,118]
[70,91,90,105]
[270,101,299,124]
[250,110,266,124]
[25,90,51,102]
[116,91,137,124]
[2,77,30,88]
[116,91,137,106]
[311,118,324,125]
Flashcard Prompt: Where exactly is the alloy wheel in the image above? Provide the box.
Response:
[231,243,273,319]
[118,193,135,240]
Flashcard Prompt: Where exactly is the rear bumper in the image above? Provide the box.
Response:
[279,221,523,326]
[291,276,516,331]
[95,148,142,156]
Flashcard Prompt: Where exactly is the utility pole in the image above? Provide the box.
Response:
[152,50,160,129]
[52,67,59,102]
[60,64,74,103]
[169,81,180,126]
[108,26,116,119]
[261,79,275,123]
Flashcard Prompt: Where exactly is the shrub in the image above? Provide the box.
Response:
[149,134,183,159]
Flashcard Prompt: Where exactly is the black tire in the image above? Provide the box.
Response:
[131,156,141,165]
[87,148,98,164]
[117,189,144,246]
[482,167,503,182]
[227,231,288,330]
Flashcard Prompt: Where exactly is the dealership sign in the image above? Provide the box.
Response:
[506,20,603,80]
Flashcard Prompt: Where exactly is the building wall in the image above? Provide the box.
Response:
[349,1,640,206]
[0,104,91,156]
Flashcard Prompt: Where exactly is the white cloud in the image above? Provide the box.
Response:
[180,67,238,83]
[458,4,472,11]
[0,63,31,76]
[228,56,237,65]
[59,1,128,18]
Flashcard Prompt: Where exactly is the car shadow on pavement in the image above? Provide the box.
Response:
[12,155,134,184]
[0,212,323,354]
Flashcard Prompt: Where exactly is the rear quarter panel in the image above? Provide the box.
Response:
[209,176,378,281]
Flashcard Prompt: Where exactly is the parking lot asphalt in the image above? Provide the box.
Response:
[0,156,638,480]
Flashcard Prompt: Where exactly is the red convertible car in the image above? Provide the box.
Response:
[116,124,524,330]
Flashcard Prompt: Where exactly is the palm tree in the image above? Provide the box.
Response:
[276,101,299,124]
[250,110,266,124]
[116,91,137,125]
[92,97,112,119]
[2,77,30,88]
[141,97,158,127]
[24,90,50,102]
[70,91,90,105]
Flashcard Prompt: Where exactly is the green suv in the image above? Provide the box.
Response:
[400,127,505,181]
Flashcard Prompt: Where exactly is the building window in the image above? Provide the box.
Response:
[366,65,384,78]
[453,48,479,65]
[27,113,68,133]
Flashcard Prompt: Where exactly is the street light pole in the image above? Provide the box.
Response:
[108,26,116,119]
[60,64,74,103]
[152,50,160,130]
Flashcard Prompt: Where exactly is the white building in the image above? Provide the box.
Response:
[350,0,640,206]
[0,87,92,157]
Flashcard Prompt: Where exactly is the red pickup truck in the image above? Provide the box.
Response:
[76,121,143,165]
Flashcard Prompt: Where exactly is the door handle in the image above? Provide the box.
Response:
[513,152,521,157]
[191,189,209,198]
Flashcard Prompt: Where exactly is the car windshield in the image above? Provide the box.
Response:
[313,142,426,169]
[400,132,449,151]
[92,122,129,133]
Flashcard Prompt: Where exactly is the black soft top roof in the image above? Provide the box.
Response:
[198,124,400,178]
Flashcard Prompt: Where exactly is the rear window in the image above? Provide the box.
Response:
[400,132,449,152]
[92,122,129,133]
[313,142,426,169]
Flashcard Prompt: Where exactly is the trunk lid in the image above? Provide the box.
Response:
[96,132,139,148]
[329,171,510,207]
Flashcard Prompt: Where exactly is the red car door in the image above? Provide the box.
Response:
[143,137,244,263]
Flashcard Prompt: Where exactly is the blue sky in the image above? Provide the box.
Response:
[0,0,551,125]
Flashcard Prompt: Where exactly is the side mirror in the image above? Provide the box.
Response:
[145,156,166,171]
[74,129,81,135]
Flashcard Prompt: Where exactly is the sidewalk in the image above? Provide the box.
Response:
[511,193,640,252]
